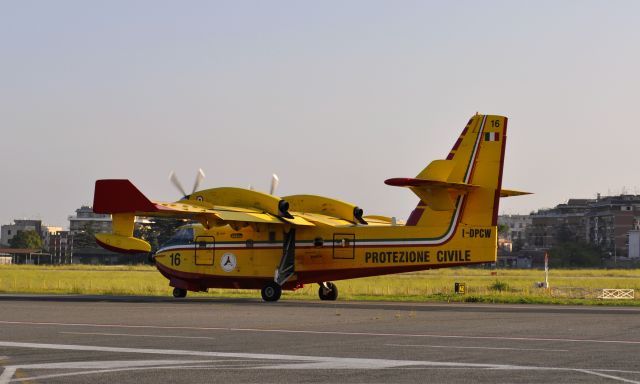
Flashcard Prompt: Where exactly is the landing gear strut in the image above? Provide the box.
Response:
[261,282,282,302]
[318,282,338,301]
[173,287,187,298]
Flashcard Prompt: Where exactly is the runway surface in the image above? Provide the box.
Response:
[1,294,639,383]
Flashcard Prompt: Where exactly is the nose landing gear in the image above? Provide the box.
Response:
[318,282,338,301]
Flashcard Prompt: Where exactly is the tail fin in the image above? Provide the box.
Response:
[385,114,507,227]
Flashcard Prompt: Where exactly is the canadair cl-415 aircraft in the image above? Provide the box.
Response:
[93,114,528,302]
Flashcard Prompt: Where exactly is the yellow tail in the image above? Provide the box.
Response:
[386,114,507,228]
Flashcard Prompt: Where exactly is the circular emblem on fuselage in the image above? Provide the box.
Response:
[220,252,237,272]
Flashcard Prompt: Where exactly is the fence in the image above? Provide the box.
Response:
[551,287,635,300]
[598,289,635,300]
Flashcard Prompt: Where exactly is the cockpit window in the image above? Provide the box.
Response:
[162,227,194,247]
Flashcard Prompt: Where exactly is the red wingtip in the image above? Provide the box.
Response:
[93,179,158,214]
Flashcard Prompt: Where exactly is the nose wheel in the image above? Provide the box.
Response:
[261,282,282,302]
[318,282,338,301]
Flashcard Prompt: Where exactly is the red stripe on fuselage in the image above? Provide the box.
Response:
[156,262,299,290]
[405,208,424,226]
[492,117,508,226]
[155,257,489,291]
[296,261,488,283]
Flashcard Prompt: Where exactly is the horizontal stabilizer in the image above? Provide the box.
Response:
[500,189,532,197]
[384,178,476,191]
[385,177,471,211]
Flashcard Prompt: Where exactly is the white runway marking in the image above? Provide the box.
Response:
[61,331,217,340]
[385,344,569,352]
[1,319,639,346]
[1,360,211,383]
[0,341,639,383]
[338,301,640,313]
[0,340,503,368]
[575,369,640,384]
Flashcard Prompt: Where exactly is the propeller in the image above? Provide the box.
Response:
[169,168,206,198]
[192,168,206,194]
[270,173,279,195]
[169,171,187,197]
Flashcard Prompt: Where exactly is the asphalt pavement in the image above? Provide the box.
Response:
[1,294,639,383]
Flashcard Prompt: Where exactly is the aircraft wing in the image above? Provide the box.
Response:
[290,212,356,227]
[93,179,314,227]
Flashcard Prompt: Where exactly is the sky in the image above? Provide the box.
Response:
[1,0,639,228]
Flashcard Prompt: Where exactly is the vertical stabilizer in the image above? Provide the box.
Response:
[385,114,507,229]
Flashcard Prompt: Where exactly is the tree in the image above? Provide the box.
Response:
[73,224,98,249]
[134,218,186,251]
[498,224,510,238]
[8,230,43,250]
[549,242,602,268]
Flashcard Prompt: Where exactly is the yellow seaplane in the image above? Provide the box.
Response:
[93,114,528,302]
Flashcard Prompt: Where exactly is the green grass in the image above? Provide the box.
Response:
[1,265,639,305]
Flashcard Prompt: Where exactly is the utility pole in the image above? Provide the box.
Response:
[544,252,549,288]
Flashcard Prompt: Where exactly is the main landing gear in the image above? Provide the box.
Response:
[318,282,338,301]
[261,282,282,302]
[262,228,294,302]
[173,287,187,298]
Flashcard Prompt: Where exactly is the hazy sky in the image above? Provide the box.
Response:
[2,0,639,228]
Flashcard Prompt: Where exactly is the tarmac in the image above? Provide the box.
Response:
[0,294,639,383]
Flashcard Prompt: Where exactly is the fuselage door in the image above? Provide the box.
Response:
[195,236,215,265]
[332,233,355,260]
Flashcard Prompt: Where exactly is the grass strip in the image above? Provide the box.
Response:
[1,265,639,306]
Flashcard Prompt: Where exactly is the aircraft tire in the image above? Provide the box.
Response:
[172,287,187,298]
[318,282,338,301]
[261,282,282,302]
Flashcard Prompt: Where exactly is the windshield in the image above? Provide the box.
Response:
[162,226,194,247]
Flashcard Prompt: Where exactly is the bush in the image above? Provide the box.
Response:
[490,280,510,292]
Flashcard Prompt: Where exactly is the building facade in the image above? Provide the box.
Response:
[584,195,640,258]
[1,219,62,248]
[512,194,640,259]
[525,199,594,250]
[69,206,112,234]
[47,231,73,264]
[498,214,532,249]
